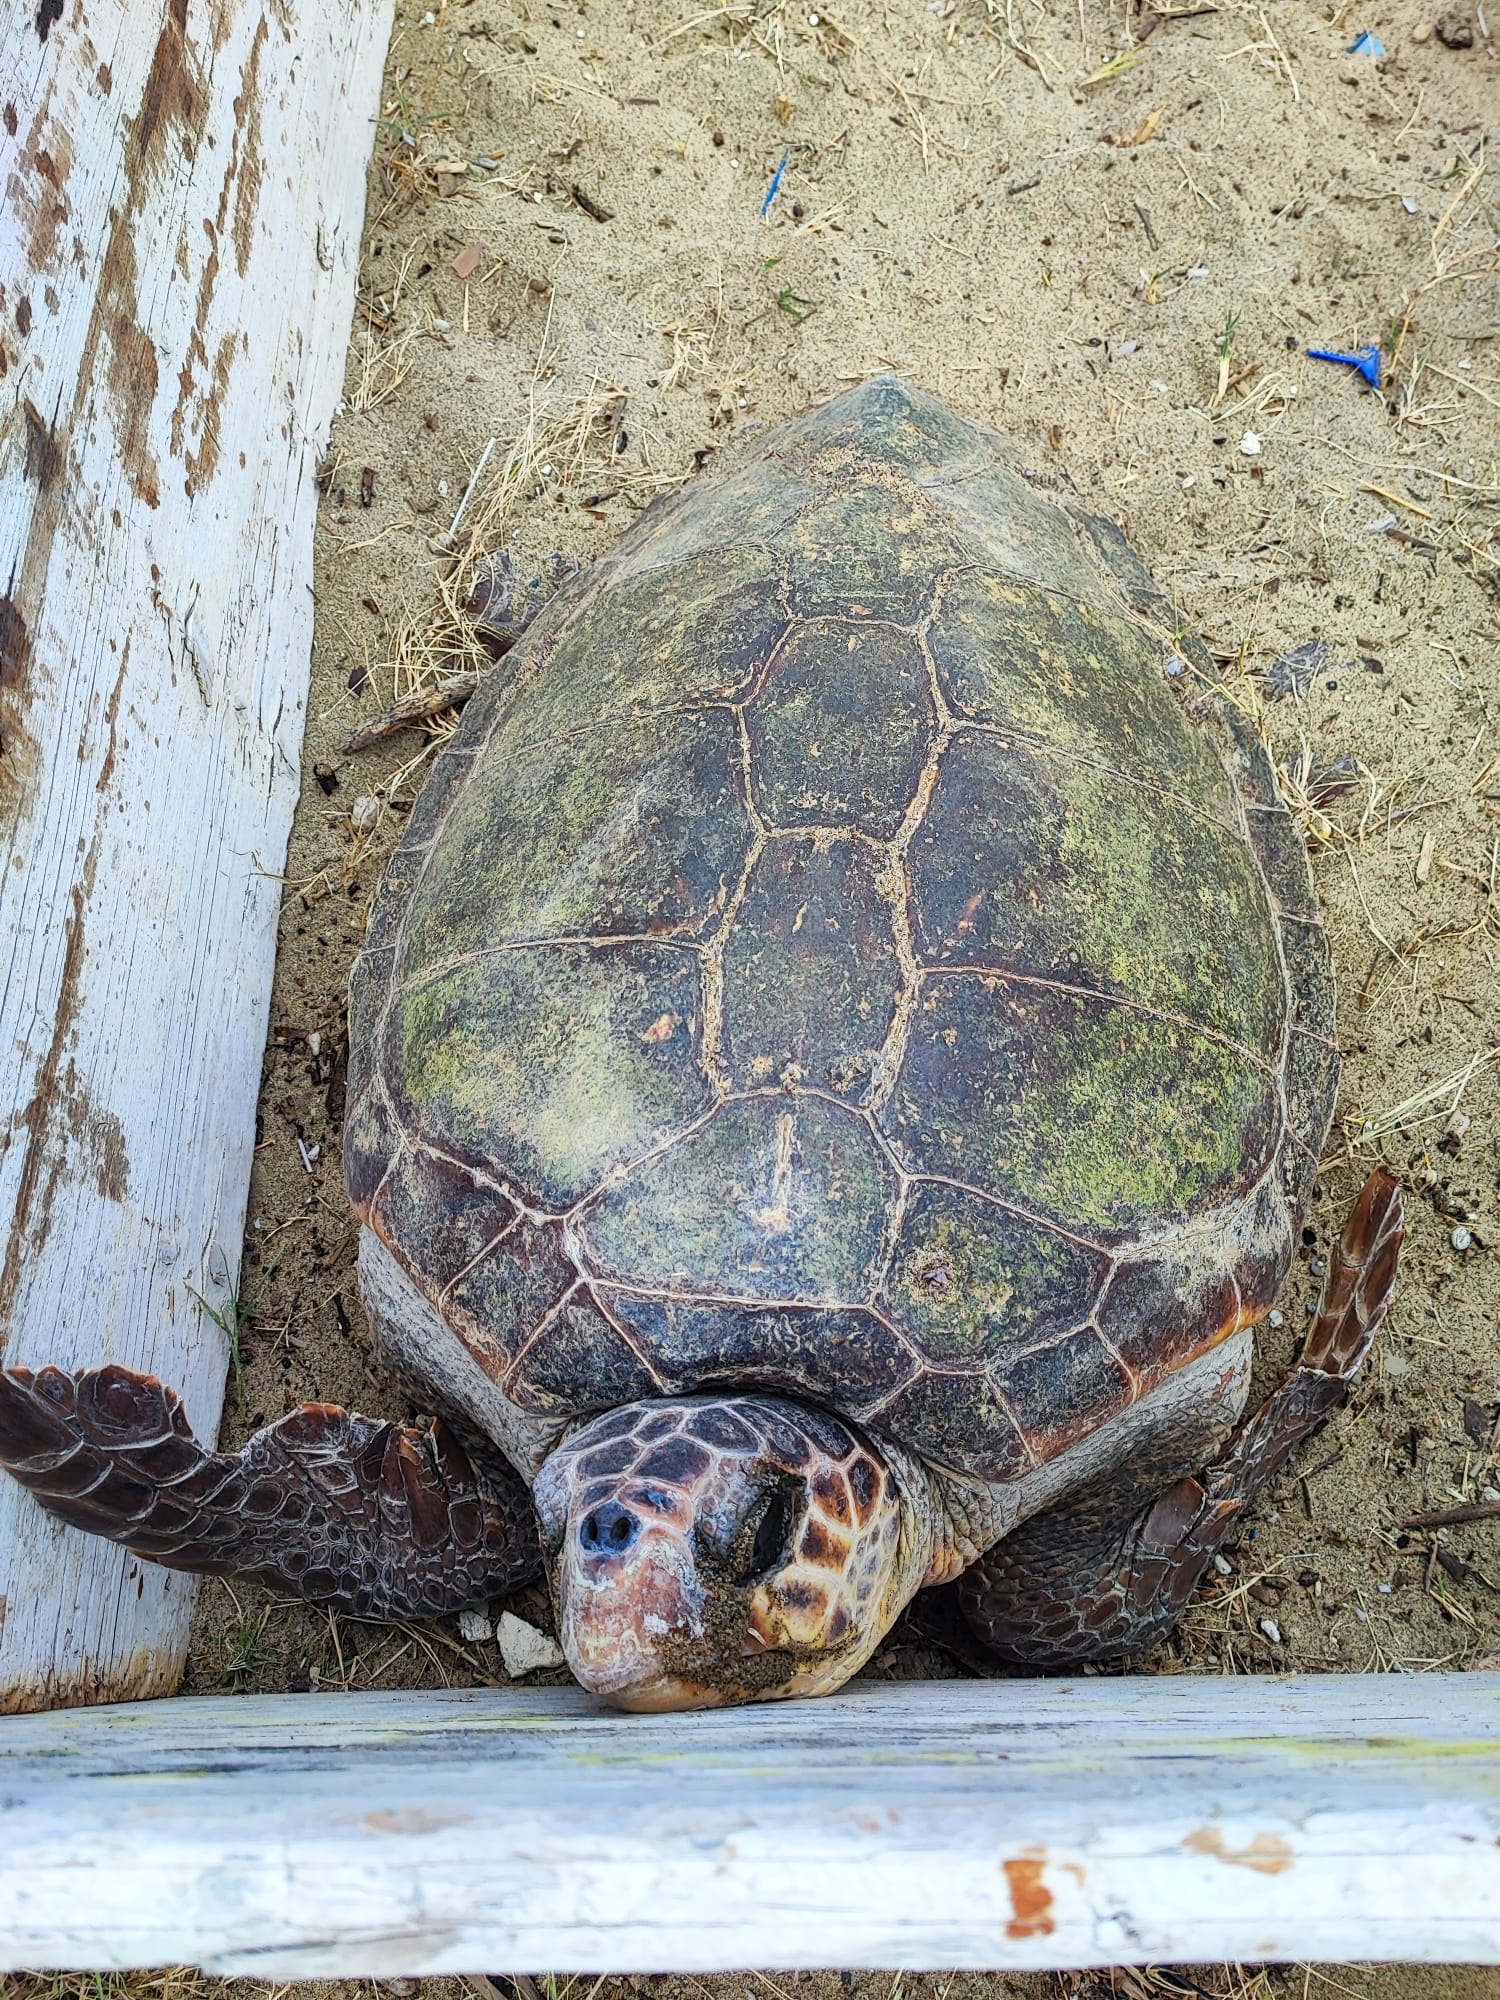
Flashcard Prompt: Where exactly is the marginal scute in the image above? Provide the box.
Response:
[506,1294,663,1416]
[928,572,1238,816]
[344,1074,398,1212]
[399,746,477,855]
[992,1328,1135,1458]
[1210,700,1282,809]
[912,730,1284,1052]
[402,706,748,955]
[1226,1175,1296,1324]
[1065,505,1184,634]
[445,1217,575,1370]
[1095,1245,1244,1389]
[870,1367,1031,1480]
[1279,915,1337,1040]
[1281,1030,1341,1208]
[581,1092,893,1303]
[1248,806,1320,922]
[372,1147,514,1295]
[721,836,904,1097]
[600,1292,921,1412]
[891,975,1278,1239]
[748,620,934,836]
[395,944,707,1209]
[884,1180,1107,1363]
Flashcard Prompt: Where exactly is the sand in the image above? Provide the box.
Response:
[171,0,1500,1991]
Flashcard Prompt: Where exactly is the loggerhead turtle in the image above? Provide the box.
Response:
[0,379,1403,1710]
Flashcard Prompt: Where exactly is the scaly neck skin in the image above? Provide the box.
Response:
[878,1435,954,1597]
[883,1440,1016,1589]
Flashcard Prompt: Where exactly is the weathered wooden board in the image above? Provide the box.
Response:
[0,0,392,1710]
[1,1675,1497,1974]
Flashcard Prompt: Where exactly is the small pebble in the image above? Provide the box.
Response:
[1240,431,1262,456]
[1483,1487,1500,1503]
[1412,18,1434,35]
[1269,1309,1285,1328]
[350,795,381,836]
[1383,1350,1410,1376]
[498,1610,565,1677]
[1435,12,1474,44]
[1377,1582,1392,1594]
[1310,1258,1326,1277]
[1259,1617,1282,1645]
[1451,1226,1473,1251]
[457,1609,493,1643]
[1213,1553,1233,1576]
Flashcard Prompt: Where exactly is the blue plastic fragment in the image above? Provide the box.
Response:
[1307,343,1383,389]
[761,153,789,218]
[1346,29,1387,52]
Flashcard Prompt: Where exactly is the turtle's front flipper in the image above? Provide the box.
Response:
[0,1365,539,1619]
[960,1168,1404,1666]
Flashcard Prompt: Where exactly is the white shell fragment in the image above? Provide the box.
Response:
[1451,1226,1473,1252]
[1240,432,1263,456]
[456,1610,493,1644]
[498,1612,565,1677]
[1259,1617,1282,1645]
[350,795,381,835]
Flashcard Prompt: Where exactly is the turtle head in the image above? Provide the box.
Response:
[533,1394,929,1710]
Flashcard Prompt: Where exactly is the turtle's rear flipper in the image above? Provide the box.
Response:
[960,1168,1404,1666]
[0,1364,539,1619]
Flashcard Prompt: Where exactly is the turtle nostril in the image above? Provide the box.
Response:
[579,1500,639,1557]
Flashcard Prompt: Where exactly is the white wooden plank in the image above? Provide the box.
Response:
[0,1676,1496,1974]
[0,0,392,1709]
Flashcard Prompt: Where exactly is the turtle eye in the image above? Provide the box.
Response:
[735,1481,794,1584]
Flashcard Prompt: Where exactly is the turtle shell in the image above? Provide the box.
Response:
[345,378,1337,1483]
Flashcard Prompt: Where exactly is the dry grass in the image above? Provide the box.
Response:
[373,374,634,731]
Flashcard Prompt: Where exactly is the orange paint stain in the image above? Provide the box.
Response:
[1002,1852,1055,1938]
[1183,1827,1295,1874]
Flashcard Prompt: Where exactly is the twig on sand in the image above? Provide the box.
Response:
[1402,1502,1500,1530]
[341,673,481,753]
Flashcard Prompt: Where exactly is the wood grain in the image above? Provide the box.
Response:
[1,1675,1497,1973]
[0,0,392,1710]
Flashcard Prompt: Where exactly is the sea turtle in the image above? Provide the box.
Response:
[0,379,1404,1711]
